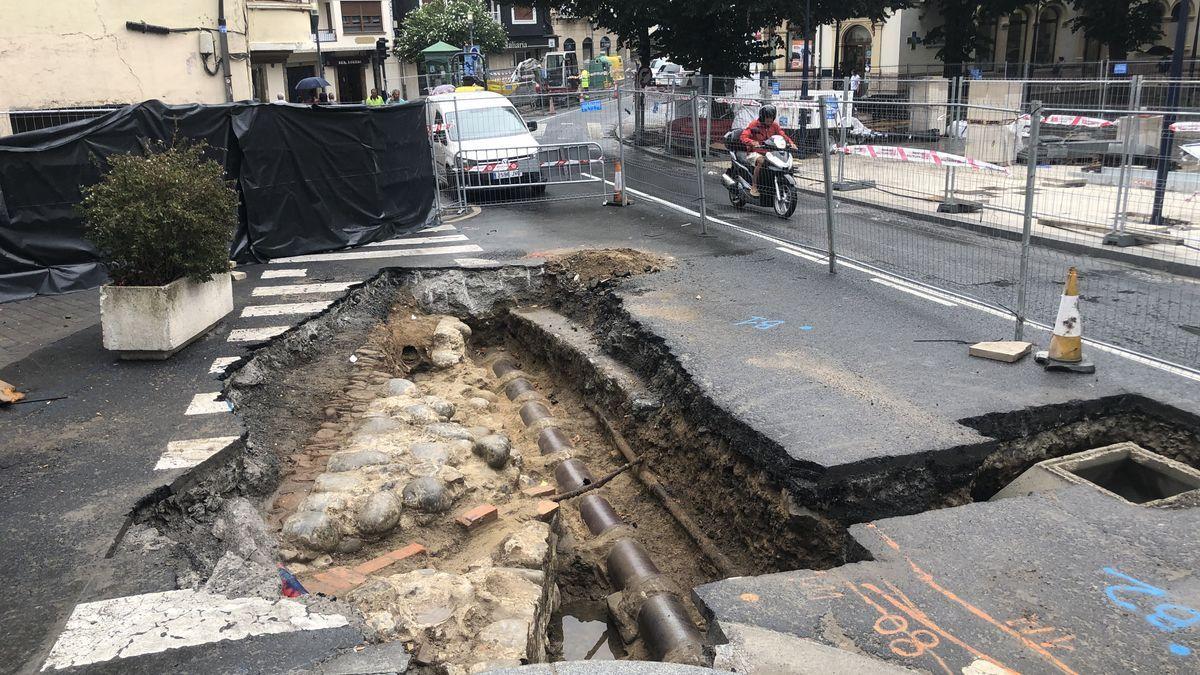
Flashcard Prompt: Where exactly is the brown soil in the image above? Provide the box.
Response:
[536,248,674,287]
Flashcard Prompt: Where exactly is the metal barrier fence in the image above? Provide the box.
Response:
[602,86,1200,371]
[427,92,618,209]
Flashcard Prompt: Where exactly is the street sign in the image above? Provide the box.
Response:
[581,99,602,112]
[770,80,781,96]
[1113,62,1128,75]
[824,98,838,121]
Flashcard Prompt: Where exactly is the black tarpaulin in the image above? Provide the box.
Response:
[0,100,435,303]
[232,101,435,261]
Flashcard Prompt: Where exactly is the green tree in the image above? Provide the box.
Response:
[394,0,507,63]
[924,0,1021,76]
[1065,0,1164,60]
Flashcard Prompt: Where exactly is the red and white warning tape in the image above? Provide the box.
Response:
[538,158,606,167]
[835,145,1011,175]
[464,161,520,173]
[1019,114,1114,128]
[1170,121,1200,132]
[427,123,453,133]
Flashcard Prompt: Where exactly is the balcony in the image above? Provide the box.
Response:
[311,29,337,42]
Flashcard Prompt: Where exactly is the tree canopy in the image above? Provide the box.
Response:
[551,0,907,76]
[923,0,1021,75]
[394,0,507,62]
[1065,0,1164,60]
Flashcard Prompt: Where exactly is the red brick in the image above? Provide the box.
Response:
[535,500,559,521]
[457,504,499,530]
[353,555,397,576]
[521,484,556,498]
[305,566,367,597]
[386,543,428,561]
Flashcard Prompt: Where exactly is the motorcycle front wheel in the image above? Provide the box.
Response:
[773,178,797,218]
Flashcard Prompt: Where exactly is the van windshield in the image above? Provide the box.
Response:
[445,106,529,141]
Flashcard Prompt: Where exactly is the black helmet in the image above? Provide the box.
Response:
[759,104,777,124]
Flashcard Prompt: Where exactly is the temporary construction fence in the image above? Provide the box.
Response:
[606,84,1200,373]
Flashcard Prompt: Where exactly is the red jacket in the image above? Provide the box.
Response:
[740,119,784,148]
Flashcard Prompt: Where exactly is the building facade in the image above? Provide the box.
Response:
[771,0,1198,77]
[0,0,254,111]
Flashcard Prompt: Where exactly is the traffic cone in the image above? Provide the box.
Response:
[608,160,629,206]
[548,96,555,114]
[1034,267,1095,373]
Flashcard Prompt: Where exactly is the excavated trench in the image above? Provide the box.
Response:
[127,250,1200,673]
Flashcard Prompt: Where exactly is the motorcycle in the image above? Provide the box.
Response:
[720,132,798,218]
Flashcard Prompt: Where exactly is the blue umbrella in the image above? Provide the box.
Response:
[294,76,331,90]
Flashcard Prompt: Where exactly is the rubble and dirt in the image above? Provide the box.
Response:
[113,252,1200,673]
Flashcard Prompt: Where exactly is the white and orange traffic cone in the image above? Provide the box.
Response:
[608,160,629,206]
[1034,267,1095,373]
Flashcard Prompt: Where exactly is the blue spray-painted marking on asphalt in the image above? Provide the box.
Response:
[800,325,813,331]
[733,317,785,330]
[1101,567,1198,657]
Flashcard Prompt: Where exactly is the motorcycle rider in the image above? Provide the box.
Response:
[738,104,796,197]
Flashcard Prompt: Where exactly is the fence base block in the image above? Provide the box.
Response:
[1034,350,1097,374]
[937,200,983,214]
[1102,231,1140,247]
[832,179,875,192]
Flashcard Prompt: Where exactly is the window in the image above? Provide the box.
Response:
[563,37,576,52]
[511,5,537,24]
[1005,11,1026,63]
[342,1,383,34]
[600,36,611,54]
[445,107,529,141]
[583,37,593,61]
[1034,7,1059,62]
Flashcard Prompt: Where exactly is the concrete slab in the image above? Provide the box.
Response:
[695,486,1200,674]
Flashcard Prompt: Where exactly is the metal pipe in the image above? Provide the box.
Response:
[504,378,537,400]
[639,594,706,663]
[554,458,595,491]
[538,427,574,455]
[492,357,520,378]
[1014,101,1041,341]
[607,537,661,588]
[690,91,708,235]
[217,0,234,102]
[579,494,623,535]
[519,400,552,426]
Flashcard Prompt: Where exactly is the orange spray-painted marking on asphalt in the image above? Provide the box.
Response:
[739,593,760,602]
[866,524,1081,675]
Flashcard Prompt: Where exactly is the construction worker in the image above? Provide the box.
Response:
[579,66,590,103]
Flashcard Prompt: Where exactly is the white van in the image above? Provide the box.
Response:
[426,91,542,192]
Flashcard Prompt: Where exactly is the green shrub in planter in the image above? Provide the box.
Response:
[81,142,238,287]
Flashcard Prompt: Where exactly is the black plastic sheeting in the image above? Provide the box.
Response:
[0,100,435,303]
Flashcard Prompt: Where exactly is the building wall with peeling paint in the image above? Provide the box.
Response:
[0,0,254,110]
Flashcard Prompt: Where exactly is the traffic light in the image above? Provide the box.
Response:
[375,37,389,59]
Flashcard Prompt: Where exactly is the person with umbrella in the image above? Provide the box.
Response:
[294,76,331,104]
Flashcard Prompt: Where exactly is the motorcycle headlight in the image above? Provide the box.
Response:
[768,136,787,150]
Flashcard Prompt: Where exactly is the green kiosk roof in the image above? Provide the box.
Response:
[421,41,462,55]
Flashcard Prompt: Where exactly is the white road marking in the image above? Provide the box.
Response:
[208,357,240,375]
[261,268,307,279]
[775,245,827,264]
[241,301,332,318]
[155,436,240,471]
[364,233,469,247]
[267,243,483,264]
[228,326,290,342]
[455,258,498,267]
[419,223,457,233]
[251,282,356,297]
[598,176,1200,383]
[40,589,348,671]
[871,277,958,306]
[185,392,232,415]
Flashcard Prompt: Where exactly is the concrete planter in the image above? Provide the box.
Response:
[100,273,233,359]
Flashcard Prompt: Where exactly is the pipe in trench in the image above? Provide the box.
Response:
[490,356,705,665]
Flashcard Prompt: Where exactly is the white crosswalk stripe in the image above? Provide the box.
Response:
[208,356,240,374]
[184,392,232,415]
[155,436,240,471]
[228,326,290,342]
[251,282,356,297]
[364,234,469,247]
[267,243,483,264]
[260,268,307,279]
[40,589,348,671]
[240,301,332,318]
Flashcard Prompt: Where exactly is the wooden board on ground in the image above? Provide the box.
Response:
[969,340,1034,363]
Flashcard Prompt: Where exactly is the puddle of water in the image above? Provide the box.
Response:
[558,602,623,661]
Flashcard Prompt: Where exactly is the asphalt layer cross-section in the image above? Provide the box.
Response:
[2,183,1198,673]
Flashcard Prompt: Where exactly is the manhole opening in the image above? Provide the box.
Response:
[1067,448,1200,504]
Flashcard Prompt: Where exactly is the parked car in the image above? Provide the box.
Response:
[427,91,543,194]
